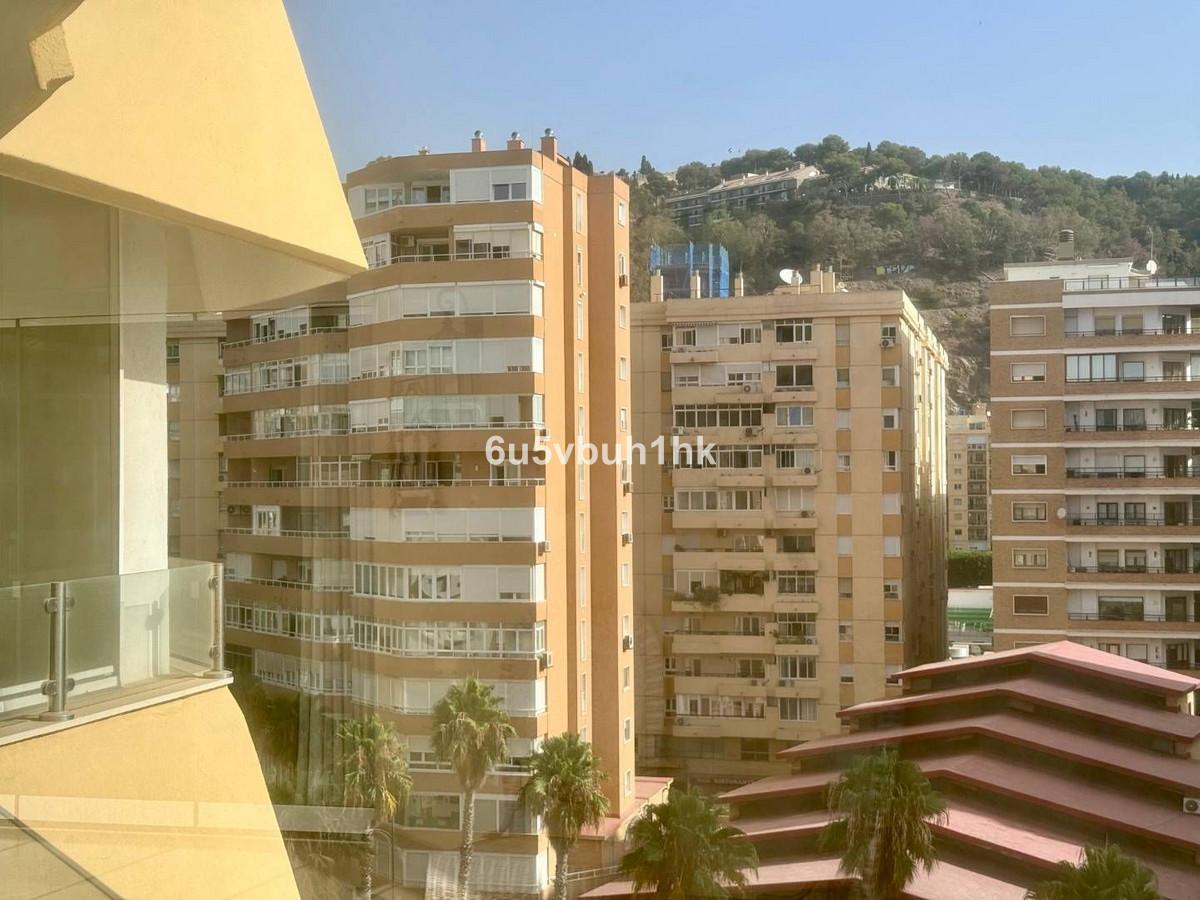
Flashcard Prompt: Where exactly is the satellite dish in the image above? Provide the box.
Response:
[778,268,802,285]
[1056,507,1067,520]
[1146,259,1159,275]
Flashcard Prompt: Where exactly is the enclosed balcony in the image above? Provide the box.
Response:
[361,223,543,269]
[1064,401,1200,436]
[1065,351,1200,395]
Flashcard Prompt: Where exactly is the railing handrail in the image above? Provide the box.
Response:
[1067,611,1195,623]
[223,478,546,490]
[223,326,347,350]
[221,527,351,538]
[224,574,352,591]
[223,375,348,396]
[1065,423,1200,432]
[1065,467,1199,479]
[367,249,542,270]
[348,421,545,433]
[1062,275,1200,292]
[1066,516,1195,527]
[1067,564,1200,575]
[223,427,349,441]
[1065,327,1198,338]
[1065,374,1200,384]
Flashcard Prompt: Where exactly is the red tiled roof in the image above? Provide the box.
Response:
[725,752,1200,851]
[837,675,1200,741]
[580,857,1026,900]
[776,711,1200,793]
[896,640,1200,695]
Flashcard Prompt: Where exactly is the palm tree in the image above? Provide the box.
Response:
[819,748,947,900]
[339,714,412,898]
[620,786,758,898]
[1026,844,1161,900]
[432,678,517,900]
[519,733,610,900]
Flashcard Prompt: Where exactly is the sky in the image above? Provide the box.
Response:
[285,0,1199,180]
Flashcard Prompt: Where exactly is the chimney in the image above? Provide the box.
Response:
[650,270,666,303]
[733,272,745,297]
[540,128,558,160]
[471,130,486,153]
[417,145,431,156]
[689,270,702,299]
[506,131,525,150]
[1057,229,1076,261]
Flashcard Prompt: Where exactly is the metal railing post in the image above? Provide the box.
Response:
[203,563,232,679]
[40,582,74,722]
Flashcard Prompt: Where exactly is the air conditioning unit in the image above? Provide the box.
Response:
[742,384,753,393]
[744,427,756,437]
[538,651,554,671]
[622,634,635,651]
[671,426,685,436]
[881,338,896,348]
[675,717,688,726]
[802,466,814,474]
[618,274,629,287]
[800,509,815,518]
[622,532,633,546]
[622,481,632,495]
[537,540,552,554]
[538,428,550,439]
[1185,798,1200,815]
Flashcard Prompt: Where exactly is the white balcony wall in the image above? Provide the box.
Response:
[350,280,544,325]
[350,507,546,543]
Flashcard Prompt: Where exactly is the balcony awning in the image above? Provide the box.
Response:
[0,0,365,310]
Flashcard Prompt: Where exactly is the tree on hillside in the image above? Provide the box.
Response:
[675,161,722,193]
[1025,844,1161,900]
[819,749,947,900]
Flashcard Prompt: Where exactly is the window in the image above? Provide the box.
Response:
[1012,502,1047,522]
[576,248,584,286]
[1011,454,1047,475]
[1066,354,1116,383]
[624,770,633,797]
[881,324,898,343]
[883,536,902,557]
[836,368,850,388]
[1013,594,1049,615]
[1012,548,1048,568]
[839,623,853,641]
[884,450,899,471]
[884,580,900,599]
[624,718,632,742]
[881,366,899,387]
[837,536,853,556]
[623,665,631,690]
[779,697,817,721]
[776,364,814,390]
[617,201,627,226]
[777,405,814,427]
[837,453,851,472]
[777,656,817,680]
[839,577,853,598]
[1009,315,1046,336]
[577,353,585,391]
[580,674,587,712]
[836,495,852,515]
[1010,362,1047,383]
[836,410,851,430]
[1011,408,1047,429]
[619,407,628,431]
[621,562,631,587]
[740,738,769,761]
[882,409,899,429]
[775,318,813,343]
[884,623,901,643]
[840,665,855,684]
[619,305,628,328]
[835,323,850,346]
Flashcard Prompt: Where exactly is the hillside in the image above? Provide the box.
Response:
[622,136,1200,408]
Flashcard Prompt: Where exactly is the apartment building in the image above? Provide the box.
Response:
[167,318,226,562]
[990,240,1200,670]
[947,402,991,551]
[0,2,363,896]
[220,131,646,894]
[665,165,821,228]
[632,268,949,788]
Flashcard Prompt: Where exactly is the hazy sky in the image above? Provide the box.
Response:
[285,0,1199,179]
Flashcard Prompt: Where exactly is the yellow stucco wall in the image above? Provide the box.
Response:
[0,0,364,287]
[0,687,299,899]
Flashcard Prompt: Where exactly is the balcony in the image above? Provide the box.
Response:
[366,248,542,271]
[1063,276,1200,292]
[0,561,225,733]
[1066,467,1200,484]
[667,631,776,655]
[1066,516,1200,536]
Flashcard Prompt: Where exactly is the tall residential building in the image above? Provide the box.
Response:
[220,131,654,895]
[632,268,948,789]
[990,244,1200,668]
[0,2,363,896]
[947,402,991,551]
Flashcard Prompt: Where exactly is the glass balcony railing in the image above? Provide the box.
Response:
[0,560,225,725]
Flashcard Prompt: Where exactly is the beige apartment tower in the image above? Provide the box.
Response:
[219,133,648,894]
[947,403,991,551]
[991,247,1200,671]
[632,270,949,788]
